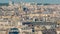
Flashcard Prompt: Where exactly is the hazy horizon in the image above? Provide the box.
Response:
[0,0,60,4]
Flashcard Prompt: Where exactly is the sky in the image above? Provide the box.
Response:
[0,0,60,4]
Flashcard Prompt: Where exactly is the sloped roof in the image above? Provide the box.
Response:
[56,27,60,31]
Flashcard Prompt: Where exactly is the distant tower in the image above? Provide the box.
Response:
[41,0,44,12]
[9,0,13,6]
